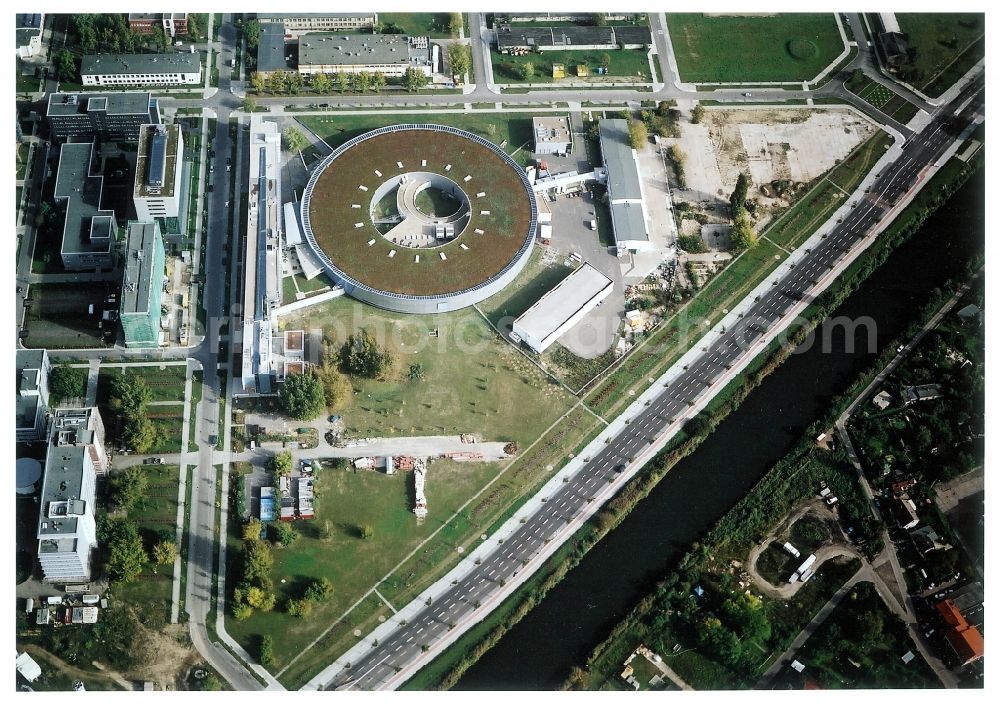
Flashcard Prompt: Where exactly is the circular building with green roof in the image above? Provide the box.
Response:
[300,124,537,313]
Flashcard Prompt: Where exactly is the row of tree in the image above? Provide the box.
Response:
[109,371,160,454]
[729,172,759,251]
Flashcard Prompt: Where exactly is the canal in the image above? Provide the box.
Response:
[456,171,984,690]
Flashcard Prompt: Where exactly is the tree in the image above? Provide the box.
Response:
[243,19,261,48]
[518,61,535,80]
[449,12,463,35]
[243,97,257,113]
[594,13,608,26]
[271,522,299,547]
[55,49,77,81]
[245,586,276,611]
[152,540,177,565]
[371,72,386,92]
[279,371,326,420]
[627,119,648,149]
[730,211,759,251]
[243,538,273,585]
[319,364,352,409]
[124,415,158,454]
[186,13,204,40]
[286,71,303,95]
[730,172,751,216]
[270,451,293,474]
[402,67,428,92]
[267,70,287,95]
[49,365,87,402]
[600,53,611,71]
[353,71,372,92]
[408,363,425,381]
[447,43,472,81]
[232,602,253,621]
[112,467,148,512]
[691,103,705,124]
[259,635,275,667]
[342,329,394,379]
[697,617,742,665]
[304,577,334,602]
[242,518,264,542]
[282,127,308,153]
[111,371,151,416]
[250,71,265,94]
[106,520,147,584]
[336,70,349,93]
[150,26,168,53]
[360,524,374,539]
[286,598,313,617]
[311,72,332,94]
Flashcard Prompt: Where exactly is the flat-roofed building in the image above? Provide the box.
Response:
[532,115,572,155]
[16,13,45,59]
[16,349,50,442]
[49,407,108,475]
[120,221,166,348]
[80,52,202,87]
[54,143,117,271]
[37,409,107,580]
[47,92,159,143]
[512,263,614,353]
[128,13,188,38]
[599,119,653,253]
[496,12,633,23]
[496,25,651,53]
[256,22,295,76]
[133,123,183,221]
[297,33,437,78]
[238,117,284,396]
[257,13,377,37]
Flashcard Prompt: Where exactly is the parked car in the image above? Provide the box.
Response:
[328,415,341,423]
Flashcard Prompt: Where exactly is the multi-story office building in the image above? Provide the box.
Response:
[46,92,160,143]
[15,349,50,442]
[53,142,117,271]
[48,407,108,475]
[133,123,183,221]
[297,33,437,79]
[80,53,202,87]
[120,221,166,348]
[257,13,377,36]
[128,13,188,38]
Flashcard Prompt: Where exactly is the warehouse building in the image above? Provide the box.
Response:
[257,13,378,37]
[496,25,651,53]
[297,33,438,78]
[120,221,166,348]
[16,349,50,442]
[512,263,614,353]
[80,52,202,87]
[599,119,653,253]
[46,92,160,143]
[53,143,117,271]
[133,123,184,221]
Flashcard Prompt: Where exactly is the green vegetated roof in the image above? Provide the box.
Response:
[306,126,534,297]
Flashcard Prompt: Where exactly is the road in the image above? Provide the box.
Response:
[319,70,984,691]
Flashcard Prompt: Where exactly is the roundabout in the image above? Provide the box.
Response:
[300,124,538,313]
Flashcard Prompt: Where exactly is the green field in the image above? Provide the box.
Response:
[228,459,501,675]
[668,13,844,83]
[845,72,921,123]
[378,12,461,38]
[895,14,985,97]
[112,464,181,621]
[491,48,652,83]
[97,364,188,403]
[297,111,536,166]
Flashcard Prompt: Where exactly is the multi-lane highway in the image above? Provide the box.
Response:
[323,76,984,690]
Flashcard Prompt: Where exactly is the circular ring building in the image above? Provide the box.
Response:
[300,124,538,314]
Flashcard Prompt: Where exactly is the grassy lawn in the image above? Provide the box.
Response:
[97,364,188,403]
[188,370,203,452]
[491,48,652,83]
[668,13,843,83]
[278,296,573,446]
[479,248,574,328]
[146,404,186,454]
[16,142,30,179]
[297,111,536,167]
[895,14,985,97]
[846,73,920,123]
[229,458,501,677]
[112,464,181,622]
[379,12,461,38]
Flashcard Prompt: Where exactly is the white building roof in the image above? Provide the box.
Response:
[16,652,42,682]
[513,263,613,345]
